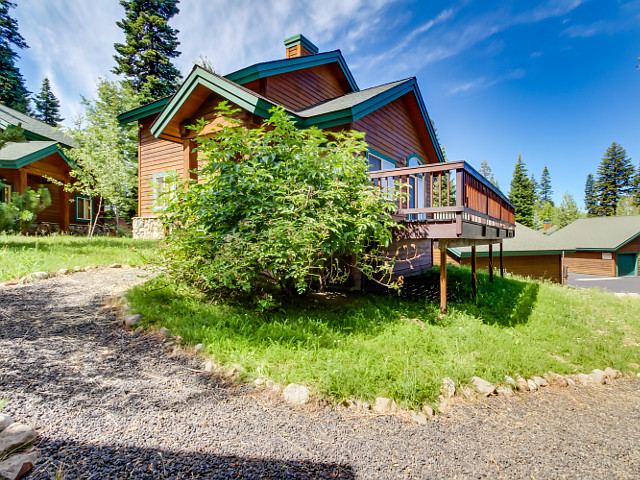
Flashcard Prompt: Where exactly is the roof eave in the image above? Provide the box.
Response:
[0,143,73,170]
[117,97,171,125]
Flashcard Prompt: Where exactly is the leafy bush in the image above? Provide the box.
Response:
[159,103,400,298]
[0,186,52,233]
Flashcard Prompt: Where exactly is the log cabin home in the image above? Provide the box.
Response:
[0,104,99,234]
[119,34,516,312]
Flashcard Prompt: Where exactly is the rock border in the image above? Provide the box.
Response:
[0,414,39,480]
[1,263,130,288]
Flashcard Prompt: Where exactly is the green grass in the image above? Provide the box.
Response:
[127,266,640,408]
[0,234,157,281]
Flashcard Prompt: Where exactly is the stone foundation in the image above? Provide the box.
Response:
[132,217,165,239]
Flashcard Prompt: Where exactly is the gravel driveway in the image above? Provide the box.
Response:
[1,268,639,480]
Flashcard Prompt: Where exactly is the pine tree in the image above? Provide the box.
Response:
[584,174,598,216]
[112,0,182,102]
[594,142,634,216]
[539,165,553,206]
[0,0,30,113]
[530,173,540,208]
[508,154,535,227]
[479,160,499,188]
[554,192,581,228]
[34,77,63,126]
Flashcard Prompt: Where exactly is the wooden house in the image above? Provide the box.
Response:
[551,216,640,277]
[0,104,99,234]
[119,34,516,311]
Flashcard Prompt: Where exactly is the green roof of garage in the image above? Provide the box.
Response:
[548,215,640,251]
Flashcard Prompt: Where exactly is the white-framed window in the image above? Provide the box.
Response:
[367,153,395,172]
[76,195,92,222]
[152,171,177,212]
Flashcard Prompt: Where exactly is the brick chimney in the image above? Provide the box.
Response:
[284,34,319,58]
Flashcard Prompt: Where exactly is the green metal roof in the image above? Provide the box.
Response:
[0,104,76,148]
[117,97,171,125]
[548,215,640,251]
[453,223,571,257]
[0,141,73,169]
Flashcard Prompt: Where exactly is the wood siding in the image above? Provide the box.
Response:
[351,94,434,166]
[564,251,616,277]
[388,239,433,276]
[139,116,184,217]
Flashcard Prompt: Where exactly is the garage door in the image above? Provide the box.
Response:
[617,253,638,276]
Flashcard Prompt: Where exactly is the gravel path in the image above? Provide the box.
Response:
[1,268,639,480]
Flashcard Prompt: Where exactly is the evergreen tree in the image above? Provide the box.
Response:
[530,173,540,208]
[479,160,499,187]
[0,121,24,149]
[539,165,553,206]
[553,192,581,228]
[34,77,63,126]
[584,174,598,216]
[0,0,30,113]
[594,142,634,216]
[112,0,182,102]
[508,154,535,227]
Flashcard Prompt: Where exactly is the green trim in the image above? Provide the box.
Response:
[150,68,288,139]
[74,194,92,223]
[368,149,397,166]
[225,50,359,93]
[0,143,74,169]
[117,97,171,125]
[575,247,617,252]
[458,250,568,258]
[613,231,640,251]
[283,34,319,54]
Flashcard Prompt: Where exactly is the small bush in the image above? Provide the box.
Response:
[0,186,51,233]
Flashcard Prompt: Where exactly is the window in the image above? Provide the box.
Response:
[76,195,92,222]
[152,171,176,212]
[1,183,11,204]
[407,155,425,219]
[367,153,395,172]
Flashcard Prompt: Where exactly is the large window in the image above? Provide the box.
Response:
[76,195,92,222]
[152,171,176,212]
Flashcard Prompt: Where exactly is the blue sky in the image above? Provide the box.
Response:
[11,0,640,207]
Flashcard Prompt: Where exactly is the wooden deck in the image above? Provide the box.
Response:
[369,160,515,242]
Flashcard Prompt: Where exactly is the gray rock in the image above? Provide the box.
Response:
[0,414,13,433]
[603,367,619,381]
[440,377,456,399]
[203,360,216,373]
[72,266,85,272]
[0,450,39,480]
[411,411,428,425]
[566,376,576,386]
[373,397,393,414]
[0,423,37,456]
[590,369,606,385]
[438,397,454,415]
[496,386,514,396]
[253,378,265,387]
[354,399,371,411]
[471,376,496,396]
[422,404,434,417]
[124,314,142,327]
[527,379,538,391]
[134,326,144,333]
[577,373,594,385]
[194,343,204,353]
[505,375,518,389]
[283,383,310,405]
[516,375,529,391]
[30,271,49,280]
[57,268,70,276]
[533,376,548,387]
[549,373,569,387]
[159,327,169,338]
[109,263,122,268]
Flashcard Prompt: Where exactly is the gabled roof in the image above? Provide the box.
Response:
[549,216,640,251]
[0,141,73,169]
[451,223,570,257]
[225,50,359,93]
[116,97,171,125]
[0,104,76,148]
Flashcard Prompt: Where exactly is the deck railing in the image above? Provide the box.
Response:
[368,160,516,234]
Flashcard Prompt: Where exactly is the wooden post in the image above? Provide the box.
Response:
[488,243,494,283]
[183,139,198,180]
[500,242,504,277]
[15,169,27,194]
[440,242,447,315]
[471,246,477,299]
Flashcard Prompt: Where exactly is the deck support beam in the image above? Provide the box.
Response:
[471,246,477,299]
[488,243,494,283]
[500,242,504,277]
[440,241,447,315]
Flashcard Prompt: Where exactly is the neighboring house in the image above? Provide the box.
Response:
[119,34,515,311]
[551,216,640,277]
[434,223,572,283]
[0,104,96,233]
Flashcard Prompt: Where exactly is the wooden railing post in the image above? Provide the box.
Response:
[456,168,464,207]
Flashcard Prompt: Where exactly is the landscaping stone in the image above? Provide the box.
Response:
[440,377,455,399]
[548,372,569,387]
[458,386,477,400]
[124,314,142,327]
[422,404,434,417]
[590,369,606,385]
[496,386,514,397]
[0,415,13,433]
[3,280,19,286]
[72,266,84,272]
[577,373,594,385]
[515,375,529,391]
[134,326,144,333]
[411,411,428,425]
[438,397,453,415]
[354,400,370,411]
[504,375,517,389]
[159,327,169,338]
[533,376,548,388]
[30,272,49,281]
[283,383,310,405]
[194,343,203,353]
[0,450,39,480]
[471,376,495,396]
[527,379,538,391]
[203,360,216,373]
[253,378,265,387]
[373,397,393,414]
[109,263,122,268]
[0,424,37,456]
[603,367,619,381]
[57,268,70,276]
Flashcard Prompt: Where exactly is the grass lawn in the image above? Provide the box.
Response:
[0,234,157,281]
[128,266,640,408]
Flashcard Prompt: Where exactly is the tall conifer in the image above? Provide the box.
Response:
[112,0,182,102]
[584,174,597,216]
[540,165,553,206]
[594,142,634,216]
[509,154,535,227]
[34,77,63,126]
[0,0,30,112]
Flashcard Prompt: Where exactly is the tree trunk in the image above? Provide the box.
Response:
[88,196,103,241]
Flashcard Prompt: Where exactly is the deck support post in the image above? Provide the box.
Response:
[471,246,477,299]
[488,243,494,283]
[500,242,504,278]
[439,241,447,315]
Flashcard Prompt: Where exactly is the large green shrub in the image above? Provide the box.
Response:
[159,103,400,298]
[0,186,51,233]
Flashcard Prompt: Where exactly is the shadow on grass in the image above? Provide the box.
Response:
[398,265,540,327]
